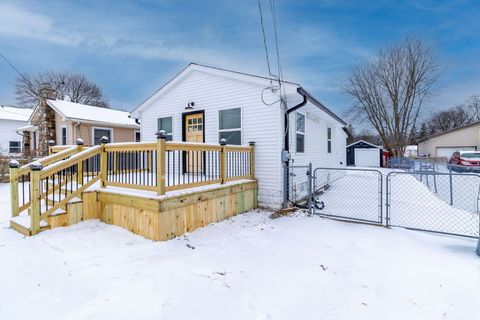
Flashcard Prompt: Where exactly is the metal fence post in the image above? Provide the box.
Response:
[477,220,480,257]
[378,171,383,224]
[283,161,289,208]
[307,162,313,215]
[385,173,390,227]
[449,165,453,206]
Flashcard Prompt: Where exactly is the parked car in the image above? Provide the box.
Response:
[448,151,480,172]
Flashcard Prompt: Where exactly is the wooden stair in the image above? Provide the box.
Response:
[10,196,84,235]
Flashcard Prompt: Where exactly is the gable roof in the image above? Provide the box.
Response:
[417,120,480,143]
[0,105,32,121]
[346,139,382,149]
[130,63,346,127]
[29,99,138,128]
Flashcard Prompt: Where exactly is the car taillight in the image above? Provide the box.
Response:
[461,160,470,165]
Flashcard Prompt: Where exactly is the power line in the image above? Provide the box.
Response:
[0,53,24,78]
[257,0,273,80]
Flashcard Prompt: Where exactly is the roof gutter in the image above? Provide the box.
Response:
[284,87,307,152]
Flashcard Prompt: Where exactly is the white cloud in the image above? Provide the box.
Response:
[0,3,257,68]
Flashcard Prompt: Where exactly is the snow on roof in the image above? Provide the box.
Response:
[46,99,138,127]
[0,105,32,121]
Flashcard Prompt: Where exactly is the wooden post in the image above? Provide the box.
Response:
[29,162,42,235]
[100,136,109,188]
[220,138,227,184]
[75,139,84,185]
[9,160,20,218]
[156,131,166,195]
[48,140,55,156]
[249,141,255,179]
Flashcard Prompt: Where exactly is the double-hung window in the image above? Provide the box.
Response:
[9,141,21,154]
[327,127,332,153]
[219,108,241,145]
[296,112,305,153]
[157,117,173,141]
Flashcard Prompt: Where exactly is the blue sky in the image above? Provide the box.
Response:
[0,0,479,118]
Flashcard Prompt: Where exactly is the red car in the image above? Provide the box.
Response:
[448,151,480,172]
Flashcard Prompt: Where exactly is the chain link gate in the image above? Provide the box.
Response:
[311,167,383,224]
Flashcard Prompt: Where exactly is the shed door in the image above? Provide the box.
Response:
[355,148,380,167]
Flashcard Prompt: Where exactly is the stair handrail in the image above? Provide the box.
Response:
[9,143,85,219]
[17,144,83,176]
[29,145,102,235]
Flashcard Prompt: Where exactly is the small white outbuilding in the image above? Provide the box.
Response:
[130,63,347,209]
[0,105,32,155]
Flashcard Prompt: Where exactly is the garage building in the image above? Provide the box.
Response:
[417,121,480,158]
[346,140,383,167]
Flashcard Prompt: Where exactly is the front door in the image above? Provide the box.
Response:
[184,112,204,173]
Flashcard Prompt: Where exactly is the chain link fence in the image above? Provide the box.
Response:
[285,163,480,242]
[386,171,480,238]
[285,165,310,207]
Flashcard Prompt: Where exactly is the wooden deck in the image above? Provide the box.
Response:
[8,135,257,239]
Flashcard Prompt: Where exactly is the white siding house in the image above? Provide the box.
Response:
[131,64,347,209]
[0,106,32,155]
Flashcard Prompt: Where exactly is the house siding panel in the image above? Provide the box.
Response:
[139,70,284,208]
[418,124,480,157]
[0,119,27,155]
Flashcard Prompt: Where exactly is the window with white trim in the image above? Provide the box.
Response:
[61,126,67,145]
[135,130,141,142]
[219,108,241,145]
[93,128,112,145]
[9,141,21,154]
[157,117,173,141]
[296,112,305,153]
[327,127,332,153]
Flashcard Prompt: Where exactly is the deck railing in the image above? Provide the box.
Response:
[9,132,255,234]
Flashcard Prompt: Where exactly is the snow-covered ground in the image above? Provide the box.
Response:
[0,182,479,320]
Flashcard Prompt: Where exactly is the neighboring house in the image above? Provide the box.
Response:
[21,99,139,156]
[346,140,383,167]
[130,63,347,209]
[417,121,480,158]
[404,145,418,157]
[0,105,32,155]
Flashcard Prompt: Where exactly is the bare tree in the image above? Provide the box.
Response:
[429,105,472,133]
[15,71,110,108]
[464,95,480,121]
[344,38,439,156]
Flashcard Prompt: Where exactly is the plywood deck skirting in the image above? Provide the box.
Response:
[82,180,258,240]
